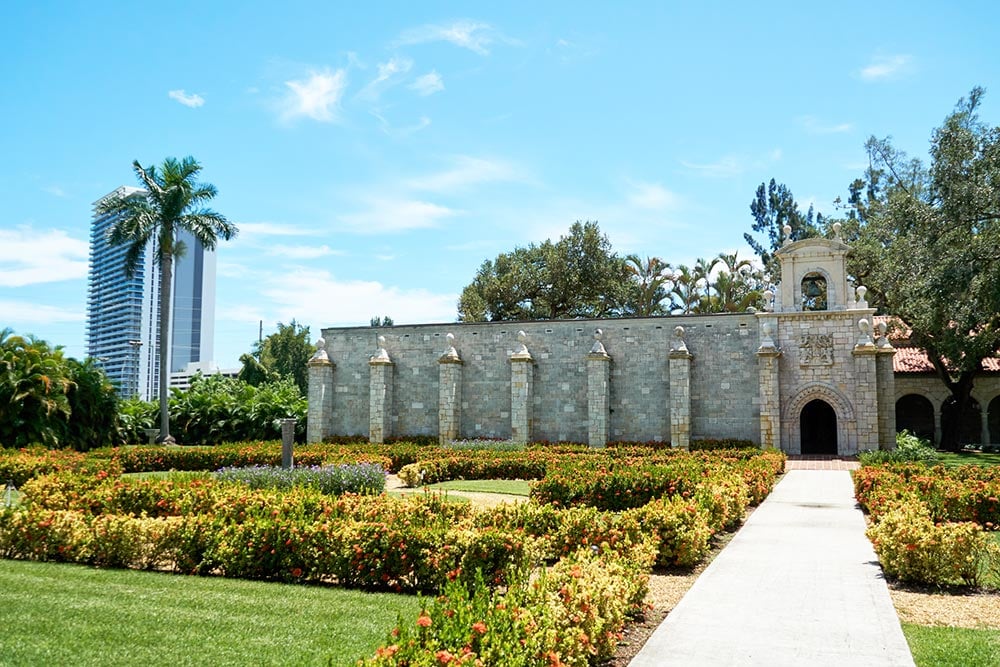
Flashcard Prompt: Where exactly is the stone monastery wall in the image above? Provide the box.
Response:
[311,314,761,445]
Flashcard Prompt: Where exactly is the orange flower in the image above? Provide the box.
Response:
[290,567,303,578]
[417,614,433,628]
[435,650,455,664]
[471,621,487,635]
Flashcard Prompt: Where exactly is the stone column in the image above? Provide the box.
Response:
[510,331,533,443]
[875,322,897,450]
[307,338,335,444]
[756,316,781,449]
[853,318,880,452]
[438,333,463,445]
[586,329,611,448]
[368,335,394,444]
[668,326,693,450]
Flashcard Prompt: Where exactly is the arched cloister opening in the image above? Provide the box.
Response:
[942,396,982,445]
[895,394,936,444]
[988,396,1000,444]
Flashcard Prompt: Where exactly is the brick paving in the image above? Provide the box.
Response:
[785,455,860,471]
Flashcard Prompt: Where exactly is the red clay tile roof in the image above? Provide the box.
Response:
[873,317,1000,373]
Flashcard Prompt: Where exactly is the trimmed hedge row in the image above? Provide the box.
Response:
[0,448,118,487]
[854,464,1000,527]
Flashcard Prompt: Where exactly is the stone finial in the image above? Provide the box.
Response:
[758,318,778,353]
[875,321,893,350]
[833,221,842,240]
[670,326,689,354]
[370,334,391,363]
[511,330,532,361]
[856,318,875,348]
[589,328,608,356]
[309,337,329,362]
[440,332,462,363]
[782,224,793,246]
[763,289,775,313]
[856,285,869,310]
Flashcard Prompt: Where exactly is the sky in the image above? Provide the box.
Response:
[2,1,999,369]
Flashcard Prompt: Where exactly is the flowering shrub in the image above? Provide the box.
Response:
[858,430,940,466]
[362,549,650,667]
[216,463,386,495]
[625,496,713,567]
[854,464,1000,526]
[866,500,998,587]
[0,447,118,486]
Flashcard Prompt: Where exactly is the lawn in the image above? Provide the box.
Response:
[0,559,420,667]
[935,451,1000,468]
[902,623,1000,667]
[426,478,533,496]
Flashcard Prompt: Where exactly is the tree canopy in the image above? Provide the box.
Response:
[239,320,312,394]
[744,179,823,280]
[853,87,1000,450]
[458,221,634,321]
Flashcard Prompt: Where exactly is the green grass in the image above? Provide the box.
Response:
[0,559,419,666]
[425,479,532,496]
[935,451,1000,468]
[902,623,1000,667]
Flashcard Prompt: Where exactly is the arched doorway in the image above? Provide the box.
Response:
[896,394,935,444]
[989,396,1000,444]
[801,399,837,455]
[942,396,982,445]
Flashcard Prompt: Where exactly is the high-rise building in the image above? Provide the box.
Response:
[86,186,216,399]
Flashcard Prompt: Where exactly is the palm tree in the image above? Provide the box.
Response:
[625,254,673,316]
[96,157,237,444]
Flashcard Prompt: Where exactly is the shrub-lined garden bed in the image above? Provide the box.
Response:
[1,441,785,665]
[855,461,1000,588]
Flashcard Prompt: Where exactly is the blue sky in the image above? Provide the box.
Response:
[2,1,998,368]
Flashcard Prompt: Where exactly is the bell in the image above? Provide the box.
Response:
[804,279,824,297]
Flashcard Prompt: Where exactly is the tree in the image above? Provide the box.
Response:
[370,316,395,327]
[96,157,236,444]
[856,87,1000,451]
[239,320,312,394]
[458,221,633,321]
[0,329,73,447]
[745,179,823,280]
[624,255,674,316]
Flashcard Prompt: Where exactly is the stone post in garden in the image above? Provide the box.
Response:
[875,321,897,450]
[586,329,611,448]
[307,338,335,444]
[756,314,782,449]
[668,326,693,450]
[368,335,394,444]
[281,418,296,469]
[438,333,463,445]
[510,330,534,443]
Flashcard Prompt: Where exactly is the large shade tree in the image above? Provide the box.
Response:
[458,221,633,321]
[96,157,236,443]
[855,87,1000,451]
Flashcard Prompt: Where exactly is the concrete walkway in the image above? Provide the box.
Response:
[630,470,915,666]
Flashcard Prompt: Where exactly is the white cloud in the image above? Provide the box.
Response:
[371,110,432,137]
[280,69,347,122]
[267,244,343,260]
[410,71,444,96]
[236,222,318,237]
[0,227,88,286]
[263,269,457,327]
[358,57,413,100]
[397,20,497,55]
[681,149,781,178]
[339,198,459,233]
[798,115,853,134]
[168,89,205,108]
[681,155,747,178]
[405,156,523,193]
[859,54,911,81]
[626,181,679,210]
[42,185,67,197]
[0,300,84,325]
